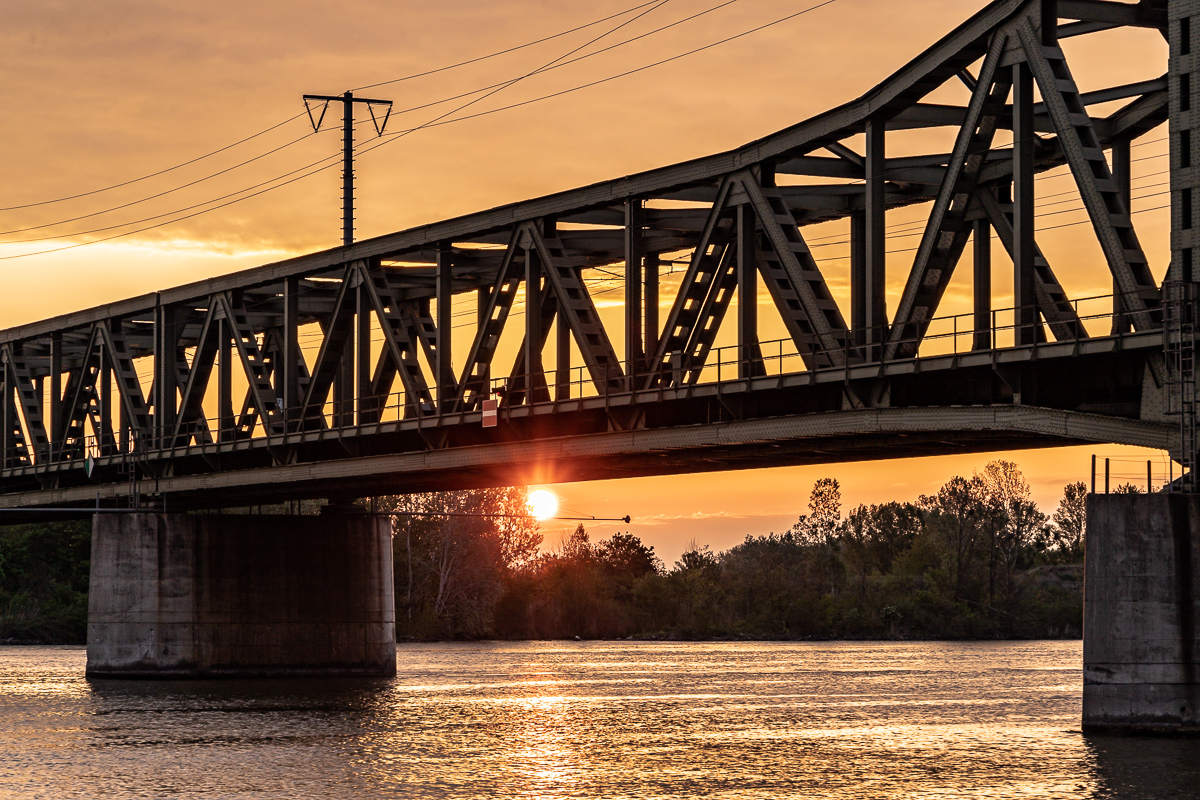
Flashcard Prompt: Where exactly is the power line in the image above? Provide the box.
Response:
[0,128,331,238]
[1,150,345,245]
[368,0,743,122]
[0,112,310,212]
[351,0,665,92]
[359,0,679,154]
[359,0,844,154]
[8,0,1166,262]
[3,1,670,213]
[3,0,727,247]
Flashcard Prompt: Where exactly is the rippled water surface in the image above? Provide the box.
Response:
[1,641,1199,799]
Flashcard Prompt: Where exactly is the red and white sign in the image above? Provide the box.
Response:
[482,399,498,428]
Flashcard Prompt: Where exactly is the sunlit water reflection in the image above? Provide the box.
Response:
[0,641,1197,799]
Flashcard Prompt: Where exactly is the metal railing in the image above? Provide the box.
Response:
[0,291,1166,473]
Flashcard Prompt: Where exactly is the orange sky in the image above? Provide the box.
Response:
[0,0,1172,561]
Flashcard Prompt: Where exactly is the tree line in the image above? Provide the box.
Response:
[386,461,1096,641]
[0,459,1109,644]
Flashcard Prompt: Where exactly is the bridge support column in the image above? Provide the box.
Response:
[86,512,396,678]
[1083,494,1200,733]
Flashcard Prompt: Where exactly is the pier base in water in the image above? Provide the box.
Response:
[1084,494,1200,734]
[86,512,396,678]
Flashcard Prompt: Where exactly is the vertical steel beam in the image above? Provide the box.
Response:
[973,219,993,350]
[737,203,761,379]
[117,367,129,453]
[436,247,454,409]
[336,338,354,426]
[556,314,571,401]
[1,361,10,470]
[333,278,356,427]
[625,199,645,387]
[153,300,178,448]
[524,241,543,401]
[218,317,233,442]
[49,333,62,453]
[282,275,300,427]
[98,347,112,454]
[1112,136,1133,332]
[1013,61,1039,346]
[850,210,867,341]
[1172,4,1199,283]
[644,252,659,372]
[1041,0,1058,46]
[477,287,492,391]
[356,281,372,423]
[863,116,887,358]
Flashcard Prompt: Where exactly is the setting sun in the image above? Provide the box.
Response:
[526,489,559,522]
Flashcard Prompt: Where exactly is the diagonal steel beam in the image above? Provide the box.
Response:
[219,292,285,438]
[54,326,103,460]
[888,31,1011,360]
[1015,19,1160,329]
[645,177,736,389]
[172,306,221,446]
[675,239,738,385]
[301,262,361,426]
[530,224,624,393]
[2,346,48,461]
[456,229,525,411]
[359,262,434,419]
[96,322,153,447]
[739,172,850,368]
[0,358,31,469]
[976,189,1090,342]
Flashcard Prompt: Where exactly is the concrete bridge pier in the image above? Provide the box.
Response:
[1084,494,1200,733]
[86,511,396,678]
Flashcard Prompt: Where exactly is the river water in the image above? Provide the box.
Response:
[0,641,1198,799]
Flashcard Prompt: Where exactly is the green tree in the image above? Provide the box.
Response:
[979,460,1046,598]
[383,487,541,638]
[1046,482,1087,560]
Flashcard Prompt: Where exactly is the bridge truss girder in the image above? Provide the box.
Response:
[0,0,1185,507]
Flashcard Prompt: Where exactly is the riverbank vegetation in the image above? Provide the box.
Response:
[391,461,1093,641]
[0,461,1097,644]
[0,520,90,644]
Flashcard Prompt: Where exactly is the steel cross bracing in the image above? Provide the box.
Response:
[0,0,1191,511]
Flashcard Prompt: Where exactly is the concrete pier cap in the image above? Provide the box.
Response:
[1084,493,1200,734]
[86,512,396,679]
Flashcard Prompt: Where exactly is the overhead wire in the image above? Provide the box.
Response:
[0,128,336,238]
[0,112,310,212]
[355,0,681,157]
[2,0,744,252]
[357,0,843,155]
[350,0,664,92]
[4,0,669,213]
[364,0,742,122]
[0,0,1166,268]
[0,0,681,233]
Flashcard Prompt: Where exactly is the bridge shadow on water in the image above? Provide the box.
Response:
[1086,735,1200,800]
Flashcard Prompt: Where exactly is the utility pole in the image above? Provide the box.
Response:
[303,91,393,247]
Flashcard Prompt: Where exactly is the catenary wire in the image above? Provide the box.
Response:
[4,0,728,244]
[0,112,310,212]
[357,0,843,155]
[354,0,668,91]
[4,0,667,212]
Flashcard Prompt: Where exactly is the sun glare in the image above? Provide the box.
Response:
[526,489,559,522]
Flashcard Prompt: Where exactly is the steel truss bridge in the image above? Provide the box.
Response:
[0,0,1190,511]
